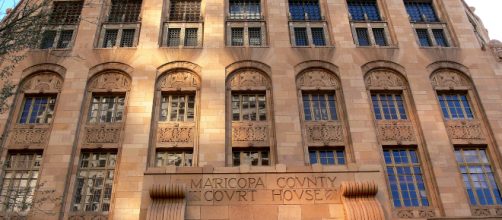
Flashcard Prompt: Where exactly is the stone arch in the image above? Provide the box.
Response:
[157,61,201,76]
[427,61,471,76]
[296,68,341,90]
[430,69,472,89]
[88,62,133,79]
[364,68,408,90]
[87,70,132,92]
[294,60,339,77]
[225,60,272,80]
[21,63,66,80]
[156,69,201,91]
[19,71,64,93]
[226,68,271,90]
[361,60,406,75]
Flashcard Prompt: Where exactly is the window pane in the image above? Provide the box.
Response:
[311,28,326,46]
[167,28,181,47]
[19,96,57,124]
[169,0,201,21]
[347,0,381,21]
[103,29,118,48]
[233,93,266,121]
[404,1,438,22]
[156,150,193,167]
[88,95,126,123]
[294,28,308,46]
[372,28,387,46]
[231,28,244,46]
[232,149,270,166]
[308,148,345,165]
[416,28,431,47]
[432,29,448,47]
[437,93,474,120]
[229,0,261,19]
[356,28,370,46]
[372,93,407,120]
[40,31,57,49]
[57,30,74,48]
[184,28,198,46]
[49,1,84,25]
[248,27,262,46]
[120,29,135,47]
[108,0,142,22]
[289,0,321,20]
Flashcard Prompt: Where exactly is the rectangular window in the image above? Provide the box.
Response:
[294,27,309,46]
[415,28,431,47]
[372,28,387,46]
[166,28,181,47]
[384,148,430,207]
[108,0,142,22]
[248,27,262,46]
[160,94,195,122]
[438,93,474,120]
[232,148,270,166]
[169,0,201,21]
[156,150,193,167]
[120,29,135,47]
[231,28,244,46]
[49,1,84,24]
[311,27,326,46]
[57,30,74,48]
[356,28,370,46]
[371,93,407,120]
[40,31,57,49]
[404,1,438,22]
[289,0,321,20]
[302,93,337,121]
[455,148,502,206]
[232,93,266,121]
[72,151,116,212]
[184,28,198,46]
[229,0,261,20]
[309,148,345,165]
[432,29,448,47]
[88,95,126,123]
[19,96,57,124]
[103,29,118,48]
[0,152,42,213]
[347,0,381,21]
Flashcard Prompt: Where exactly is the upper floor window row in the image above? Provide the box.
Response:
[108,0,142,23]
[49,1,84,25]
[288,0,322,21]
[229,0,261,20]
[169,0,202,21]
[404,0,439,22]
[347,0,381,21]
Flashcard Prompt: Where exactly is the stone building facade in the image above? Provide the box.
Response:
[1,0,502,219]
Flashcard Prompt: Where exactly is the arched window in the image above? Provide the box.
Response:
[226,68,275,166]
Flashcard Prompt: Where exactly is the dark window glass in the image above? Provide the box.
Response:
[19,96,57,124]
[248,27,262,46]
[415,28,431,47]
[229,0,261,20]
[309,148,345,165]
[288,0,321,20]
[456,148,502,206]
[432,29,448,47]
[384,148,430,207]
[356,28,370,46]
[231,28,244,46]
[88,95,126,123]
[347,0,381,21]
[120,29,135,47]
[103,29,118,48]
[373,28,387,46]
[302,93,337,121]
[311,27,326,46]
[232,93,266,121]
[437,93,474,120]
[40,31,57,49]
[49,1,84,24]
[371,93,407,120]
[156,151,193,167]
[167,28,181,47]
[404,1,438,22]
[169,0,201,21]
[184,28,198,46]
[108,0,142,22]
[294,27,308,46]
[232,149,270,166]
[160,94,196,122]
[56,30,74,48]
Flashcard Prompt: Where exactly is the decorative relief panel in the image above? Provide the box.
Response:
[305,122,344,145]
[376,120,416,144]
[88,72,131,91]
[84,125,122,144]
[445,120,485,143]
[21,72,63,92]
[157,123,195,147]
[365,70,407,89]
[157,71,200,90]
[232,122,269,147]
[489,40,502,61]
[297,69,340,89]
[9,126,50,146]
[471,206,502,217]
[395,208,436,218]
[430,70,471,88]
[229,70,270,90]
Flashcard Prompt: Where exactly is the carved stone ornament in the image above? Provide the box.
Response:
[297,69,340,89]
[365,70,406,89]
[445,120,485,142]
[21,72,63,92]
[306,122,344,145]
[84,125,121,144]
[472,207,492,216]
[430,70,471,89]
[88,71,131,91]
[9,127,50,146]
[232,122,269,147]
[395,208,436,218]
[68,213,108,220]
[470,206,502,217]
[229,70,270,90]
[157,70,200,90]
[377,120,416,144]
[157,125,194,147]
[147,184,187,220]
[488,40,502,61]
[340,181,385,220]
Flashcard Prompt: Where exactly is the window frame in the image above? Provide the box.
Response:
[155,149,194,167]
[232,147,270,166]
[437,92,475,120]
[18,95,58,125]
[87,93,127,124]
[308,147,346,165]
[370,92,408,121]
[289,22,330,47]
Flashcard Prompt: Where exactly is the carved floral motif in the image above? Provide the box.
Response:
[470,206,502,217]
[395,208,436,218]
[232,122,269,146]
[430,70,471,88]
[445,120,484,141]
[84,126,121,144]
[305,122,344,145]
[472,207,491,216]
[157,125,194,145]
[158,71,200,90]
[297,69,339,89]
[22,72,63,92]
[229,70,270,89]
[88,72,131,91]
[365,70,406,88]
[9,127,49,146]
[377,120,416,143]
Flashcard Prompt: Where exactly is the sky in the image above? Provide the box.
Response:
[0,0,500,40]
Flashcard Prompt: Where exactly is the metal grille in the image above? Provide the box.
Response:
[303,93,337,121]
[160,94,196,122]
[372,28,387,46]
[0,152,42,213]
[415,28,431,46]
[88,95,126,123]
[19,96,57,124]
[232,93,266,121]
[356,28,370,46]
[156,151,193,167]
[248,27,262,46]
[232,148,270,166]
[229,0,261,20]
[288,0,321,20]
[294,27,308,46]
[347,0,381,21]
[311,27,326,46]
[72,151,116,212]
[166,28,181,46]
[404,1,438,22]
[384,148,430,207]
[371,93,407,120]
[184,28,198,46]
[169,0,201,21]
[231,28,244,46]
[102,29,118,48]
[40,30,56,49]
[438,93,474,120]
[49,1,83,24]
[432,29,448,47]
[120,29,135,47]
[57,30,74,48]
[108,0,142,22]
[455,148,502,206]
[309,148,345,165]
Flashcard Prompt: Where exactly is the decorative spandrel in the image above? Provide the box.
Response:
[21,72,63,92]
[232,122,269,147]
[365,70,407,89]
[157,71,200,90]
[297,69,340,89]
[9,125,50,147]
[157,123,195,147]
[445,120,485,144]
[88,72,131,91]
[430,70,471,89]
[229,70,270,90]
[376,120,416,144]
[305,122,344,146]
[84,124,122,145]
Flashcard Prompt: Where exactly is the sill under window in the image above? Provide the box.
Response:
[31,47,73,52]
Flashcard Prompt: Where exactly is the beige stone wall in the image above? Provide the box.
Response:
[0,0,502,219]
